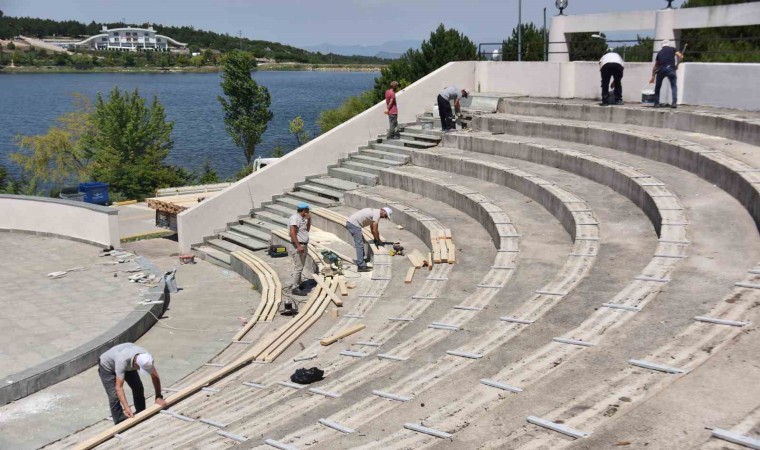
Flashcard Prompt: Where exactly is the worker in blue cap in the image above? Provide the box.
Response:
[288,202,311,296]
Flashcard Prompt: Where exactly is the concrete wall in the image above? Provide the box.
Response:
[0,195,119,248]
[681,63,760,111]
[177,61,476,252]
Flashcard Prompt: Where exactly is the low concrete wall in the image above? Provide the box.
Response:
[681,63,760,111]
[0,195,119,248]
[177,62,477,252]
[0,261,166,407]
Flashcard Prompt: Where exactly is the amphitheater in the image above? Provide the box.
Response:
[3,6,760,450]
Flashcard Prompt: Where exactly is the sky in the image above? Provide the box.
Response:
[1,0,686,48]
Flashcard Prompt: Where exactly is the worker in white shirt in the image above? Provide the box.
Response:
[598,48,625,106]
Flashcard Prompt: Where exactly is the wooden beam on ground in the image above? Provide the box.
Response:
[438,238,449,263]
[444,229,452,239]
[338,276,348,296]
[428,252,433,270]
[447,242,456,264]
[432,240,443,264]
[319,323,366,346]
[313,274,343,307]
[404,267,416,284]
[407,250,424,269]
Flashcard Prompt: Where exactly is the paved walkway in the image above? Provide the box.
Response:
[115,202,167,239]
[0,237,253,450]
[0,233,146,380]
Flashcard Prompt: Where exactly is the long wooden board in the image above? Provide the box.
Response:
[319,323,366,346]
[313,274,343,307]
[404,267,416,284]
[407,251,424,269]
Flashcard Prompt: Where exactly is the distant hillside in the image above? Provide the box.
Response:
[304,40,421,59]
[0,13,389,65]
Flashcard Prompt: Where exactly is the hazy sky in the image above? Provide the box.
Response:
[2,0,685,47]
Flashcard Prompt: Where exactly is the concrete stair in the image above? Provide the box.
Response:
[192,130,438,264]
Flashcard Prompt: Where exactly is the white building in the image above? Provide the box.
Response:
[67,26,187,52]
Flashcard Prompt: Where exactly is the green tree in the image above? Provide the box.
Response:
[568,32,608,61]
[218,50,273,165]
[501,23,546,61]
[272,144,285,158]
[679,0,760,62]
[12,95,92,184]
[83,87,186,199]
[6,41,14,50]
[288,116,310,146]
[123,53,136,67]
[197,159,220,184]
[317,90,376,134]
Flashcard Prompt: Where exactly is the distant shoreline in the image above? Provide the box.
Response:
[0,63,383,74]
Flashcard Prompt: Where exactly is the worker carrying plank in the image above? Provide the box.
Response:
[345,207,392,272]
[98,343,166,424]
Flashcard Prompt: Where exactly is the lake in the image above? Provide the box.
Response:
[0,71,378,180]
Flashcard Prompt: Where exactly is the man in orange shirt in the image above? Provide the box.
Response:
[384,81,400,140]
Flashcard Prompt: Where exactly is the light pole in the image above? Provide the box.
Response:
[517,0,522,62]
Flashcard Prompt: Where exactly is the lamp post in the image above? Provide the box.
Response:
[556,0,568,16]
[517,0,522,62]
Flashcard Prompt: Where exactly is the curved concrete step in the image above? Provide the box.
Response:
[204,237,246,255]
[358,148,410,163]
[349,154,407,168]
[230,223,272,242]
[328,166,378,186]
[261,203,294,218]
[252,211,289,228]
[219,230,269,251]
[340,160,383,175]
[295,183,345,201]
[192,245,232,269]
[285,190,337,207]
[306,176,363,191]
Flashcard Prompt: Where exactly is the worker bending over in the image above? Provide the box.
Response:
[99,343,166,424]
[437,86,468,131]
[345,207,392,272]
[599,48,624,106]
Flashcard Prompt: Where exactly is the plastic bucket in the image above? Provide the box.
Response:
[641,88,656,105]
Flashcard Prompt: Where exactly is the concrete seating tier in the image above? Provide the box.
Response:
[470,113,760,229]
[501,97,760,147]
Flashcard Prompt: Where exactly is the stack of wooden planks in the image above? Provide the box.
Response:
[146,192,219,214]
[431,229,455,264]
[230,250,283,341]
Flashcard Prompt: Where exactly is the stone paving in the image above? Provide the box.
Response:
[0,233,147,380]
[0,237,253,450]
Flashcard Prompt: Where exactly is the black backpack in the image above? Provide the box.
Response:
[290,367,324,384]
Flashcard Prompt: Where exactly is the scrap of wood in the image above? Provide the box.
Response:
[396,224,404,230]
[447,242,457,264]
[444,229,452,239]
[407,250,424,269]
[320,323,366,346]
[346,281,356,289]
[428,252,433,270]
[404,267,416,284]
[337,276,348,296]
[313,274,343,307]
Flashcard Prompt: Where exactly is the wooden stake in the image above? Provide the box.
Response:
[320,323,366,346]
[338,276,348,296]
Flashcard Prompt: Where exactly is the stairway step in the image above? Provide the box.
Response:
[287,190,337,207]
[358,148,410,163]
[230,224,272,242]
[350,154,406,167]
[340,160,383,175]
[219,231,269,251]
[193,246,232,268]
[307,176,362,191]
[370,142,416,156]
[205,238,245,254]
[402,127,443,139]
[398,131,441,142]
[240,217,281,232]
[297,183,345,200]
[328,167,378,186]
[391,138,438,148]
[253,210,290,227]
[263,203,294,217]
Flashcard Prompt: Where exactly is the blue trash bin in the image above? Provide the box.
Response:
[78,182,110,205]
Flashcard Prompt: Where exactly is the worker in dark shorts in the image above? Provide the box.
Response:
[437,86,468,131]
[650,39,684,108]
[99,343,166,424]
[599,48,624,106]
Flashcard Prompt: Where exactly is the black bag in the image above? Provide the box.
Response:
[268,245,288,258]
[290,367,324,384]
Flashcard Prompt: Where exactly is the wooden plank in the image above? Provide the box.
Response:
[438,238,449,263]
[428,252,433,270]
[230,251,272,341]
[338,276,348,296]
[437,229,446,241]
[319,323,366,346]
[404,267,416,284]
[447,242,456,264]
[432,240,443,264]
[407,251,424,269]
[444,229,452,239]
[262,280,337,361]
[313,274,343,307]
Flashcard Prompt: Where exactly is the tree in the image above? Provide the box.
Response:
[289,116,310,146]
[568,32,608,61]
[679,0,760,63]
[12,95,92,184]
[218,50,273,166]
[502,23,546,61]
[317,90,376,134]
[7,41,15,50]
[83,87,187,199]
[197,159,219,184]
[272,144,285,158]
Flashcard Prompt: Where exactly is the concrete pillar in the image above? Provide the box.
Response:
[653,8,676,61]
[548,15,569,62]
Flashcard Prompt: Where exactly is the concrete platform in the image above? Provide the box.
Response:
[0,237,253,450]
